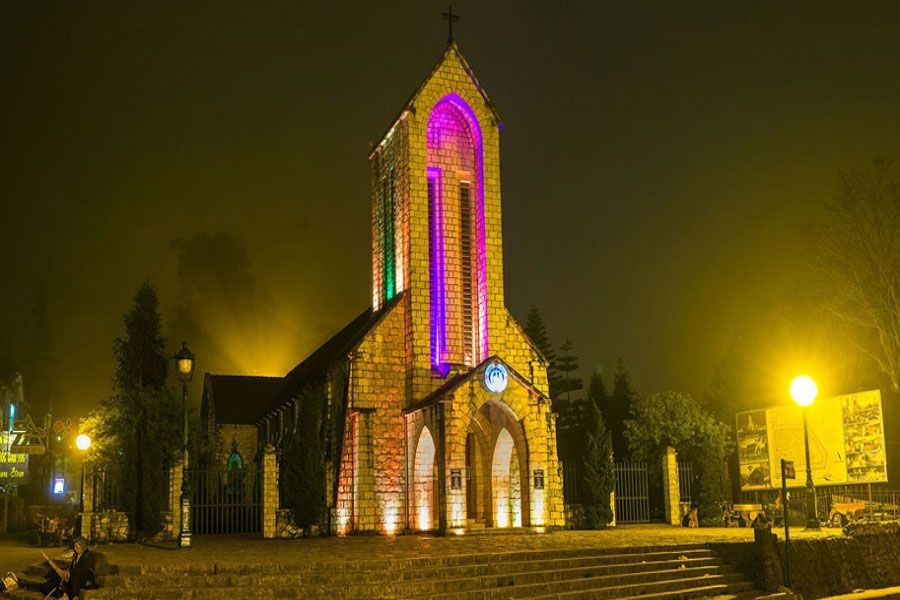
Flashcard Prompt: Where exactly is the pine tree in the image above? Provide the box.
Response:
[609,358,636,458]
[581,399,615,528]
[94,282,181,537]
[587,370,607,415]
[522,306,560,394]
[282,386,326,534]
[555,337,584,401]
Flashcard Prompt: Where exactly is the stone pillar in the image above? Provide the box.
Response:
[662,446,680,525]
[261,445,278,538]
[355,409,376,532]
[79,461,95,539]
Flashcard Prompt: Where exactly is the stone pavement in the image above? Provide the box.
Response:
[82,524,836,570]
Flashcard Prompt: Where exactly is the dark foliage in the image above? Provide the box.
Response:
[604,358,636,458]
[281,385,326,534]
[92,282,181,538]
[523,306,559,391]
[555,337,583,401]
[580,399,615,528]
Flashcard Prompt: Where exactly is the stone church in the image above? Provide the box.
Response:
[202,42,564,535]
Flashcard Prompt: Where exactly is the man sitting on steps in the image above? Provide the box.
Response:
[40,537,97,600]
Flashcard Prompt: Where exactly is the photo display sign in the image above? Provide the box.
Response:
[736,389,887,490]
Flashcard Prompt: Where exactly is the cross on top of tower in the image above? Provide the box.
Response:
[441,5,460,45]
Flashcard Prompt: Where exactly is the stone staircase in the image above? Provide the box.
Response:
[6,544,794,600]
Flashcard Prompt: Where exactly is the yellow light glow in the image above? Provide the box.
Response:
[532,494,545,526]
[496,505,509,528]
[75,434,91,451]
[336,508,350,536]
[790,375,818,407]
[452,528,465,536]
[451,500,464,527]
[418,505,431,531]
[176,358,194,376]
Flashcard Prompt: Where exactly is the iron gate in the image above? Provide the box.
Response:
[615,461,649,523]
[187,465,261,535]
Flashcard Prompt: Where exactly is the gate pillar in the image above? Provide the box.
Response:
[79,461,95,539]
[262,445,278,538]
[662,446,680,525]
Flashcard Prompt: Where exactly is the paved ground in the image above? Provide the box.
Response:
[60,524,837,569]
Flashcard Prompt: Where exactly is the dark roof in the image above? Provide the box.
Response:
[206,375,284,426]
[257,293,404,421]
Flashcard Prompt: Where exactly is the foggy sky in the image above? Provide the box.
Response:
[2,1,898,416]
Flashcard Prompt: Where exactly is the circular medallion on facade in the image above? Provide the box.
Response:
[483,361,508,394]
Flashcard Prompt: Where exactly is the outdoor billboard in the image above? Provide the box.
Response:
[736,389,887,490]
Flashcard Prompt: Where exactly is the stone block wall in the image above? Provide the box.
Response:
[85,510,129,542]
[347,300,407,534]
[214,424,257,469]
[714,524,900,600]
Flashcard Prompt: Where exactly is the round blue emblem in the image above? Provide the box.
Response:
[483,361,508,394]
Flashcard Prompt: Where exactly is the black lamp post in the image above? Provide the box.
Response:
[790,375,820,530]
[174,341,195,548]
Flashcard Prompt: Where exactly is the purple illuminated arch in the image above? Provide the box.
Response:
[426,93,488,375]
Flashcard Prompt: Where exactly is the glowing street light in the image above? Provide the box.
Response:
[75,434,91,451]
[790,375,820,529]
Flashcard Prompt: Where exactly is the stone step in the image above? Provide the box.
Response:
[102,554,723,588]
[96,561,732,596]
[422,572,751,600]
[82,576,753,600]
[529,580,756,600]
[114,545,713,576]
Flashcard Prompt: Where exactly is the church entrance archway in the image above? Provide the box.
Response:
[465,399,529,529]
[413,426,438,531]
[492,428,522,527]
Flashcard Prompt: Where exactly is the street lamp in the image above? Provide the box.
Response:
[75,434,91,537]
[790,375,820,529]
[174,341,195,548]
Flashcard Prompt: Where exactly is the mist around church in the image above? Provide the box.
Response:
[1,4,899,600]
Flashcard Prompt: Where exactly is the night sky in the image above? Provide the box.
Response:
[2,2,898,417]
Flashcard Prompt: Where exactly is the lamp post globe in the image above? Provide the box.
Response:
[174,341,195,548]
[790,375,817,407]
[791,375,820,529]
[76,434,91,451]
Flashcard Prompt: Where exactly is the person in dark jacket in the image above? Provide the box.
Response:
[40,537,96,600]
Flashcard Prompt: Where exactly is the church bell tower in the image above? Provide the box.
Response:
[370,42,506,390]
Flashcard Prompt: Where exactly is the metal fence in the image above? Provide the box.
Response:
[677,462,693,504]
[92,468,124,512]
[562,461,582,505]
[615,461,650,523]
[188,466,261,535]
[739,483,900,525]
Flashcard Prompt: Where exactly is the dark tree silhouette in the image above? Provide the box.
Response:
[809,160,900,393]
[580,399,615,528]
[555,337,583,401]
[607,358,636,458]
[523,306,559,393]
[93,282,181,537]
[281,386,326,534]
